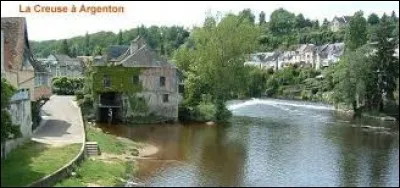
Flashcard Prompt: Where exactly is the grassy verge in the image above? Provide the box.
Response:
[1,141,81,187]
[54,125,140,187]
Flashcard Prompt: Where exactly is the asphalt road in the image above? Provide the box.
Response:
[32,95,84,146]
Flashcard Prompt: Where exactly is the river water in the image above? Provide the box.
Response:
[98,98,399,187]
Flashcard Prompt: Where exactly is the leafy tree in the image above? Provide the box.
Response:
[322,18,330,30]
[333,46,373,114]
[295,14,306,28]
[345,11,367,51]
[176,13,260,121]
[59,39,70,55]
[259,11,266,26]
[84,32,90,56]
[238,8,255,25]
[1,78,21,154]
[269,8,296,35]
[372,14,399,105]
[117,30,123,45]
[367,13,380,25]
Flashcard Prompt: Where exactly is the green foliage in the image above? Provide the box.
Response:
[372,14,399,101]
[59,39,70,56]
[31,26,189,58]
[52,77,84,95]
[1,78,20,143]
[238,9,256,25]
[367,13,380,25]
[269,8,296,35]
[127,95,148,116]
[176,13,260,121]
[333,46,374,110]
[91,66,142,95]
[259,11,266,26]
[345,11,368,51]
[246,66,269,97]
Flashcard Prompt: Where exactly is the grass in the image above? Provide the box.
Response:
[54,160,134,187]
[54,125,140,187]
[86,125,140,154]
[1,141,81,187]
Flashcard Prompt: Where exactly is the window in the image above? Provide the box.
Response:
[132,75,139,85]
[104,75,111,88]
[163,94,169,103]
[160,76,166,87]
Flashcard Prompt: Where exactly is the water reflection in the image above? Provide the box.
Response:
[96,99,399,187]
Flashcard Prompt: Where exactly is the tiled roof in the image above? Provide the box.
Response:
[119,44,175,68]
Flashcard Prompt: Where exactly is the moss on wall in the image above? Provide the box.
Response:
[91,66,143,99]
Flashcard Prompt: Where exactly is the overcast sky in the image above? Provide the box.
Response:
[1,1,399,41]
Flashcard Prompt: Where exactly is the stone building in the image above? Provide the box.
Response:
[92,36,179,123]
[1,17,51,158]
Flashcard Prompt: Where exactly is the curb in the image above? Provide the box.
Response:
[26,99,86,187]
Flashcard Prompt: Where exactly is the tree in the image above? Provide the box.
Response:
[345,11,367,51]
[390,11,399,23]
[117,30,123,45]
[1,78,21,158]
[238,8,255,25]
[269,8,296,35]
[312,20,320,29]
[59,39,70,55]
[372,14,399,106]
[322,18,330,30]
[367,13,380,25]
[84,32,90,56]
[176,13,260,121]
[333,46,374,115]
[259,11,266,26]
[203,16,216,29]
[295,14,306,28]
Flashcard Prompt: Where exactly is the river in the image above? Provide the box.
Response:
[97,98,399,187]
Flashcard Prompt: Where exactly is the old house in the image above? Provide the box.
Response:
[330,16,351,32]
[92,36,179,123]
[1,17,51,157]
[315,43,345,70]
[42,54,84,79]
[244,52,280,71]
[295,44,317,67]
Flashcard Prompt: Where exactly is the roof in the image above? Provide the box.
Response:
[51,54,83,67]
[1,17,35,71]
[119,44,175,68]
[297,44,316,53]
[96,35,176,68]
[53,54,72,61]
[106,45,129,61]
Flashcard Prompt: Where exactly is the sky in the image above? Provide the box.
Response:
[1,1,399,41]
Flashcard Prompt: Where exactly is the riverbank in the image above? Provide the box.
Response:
[54,124,158,187]
[1,141,81,187]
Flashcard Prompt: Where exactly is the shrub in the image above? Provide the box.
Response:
[52,77,84,95]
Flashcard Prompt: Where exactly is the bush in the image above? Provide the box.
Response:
[195,102,216,121]
[75,90,84,101]
[52,77,84,95]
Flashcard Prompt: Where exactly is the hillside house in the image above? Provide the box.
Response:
[92,36,179,123]
[42,54,84,79]
[330,16,351,32]
[315,43,345,70]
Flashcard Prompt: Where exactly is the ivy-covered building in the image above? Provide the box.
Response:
[92,36,180,123]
